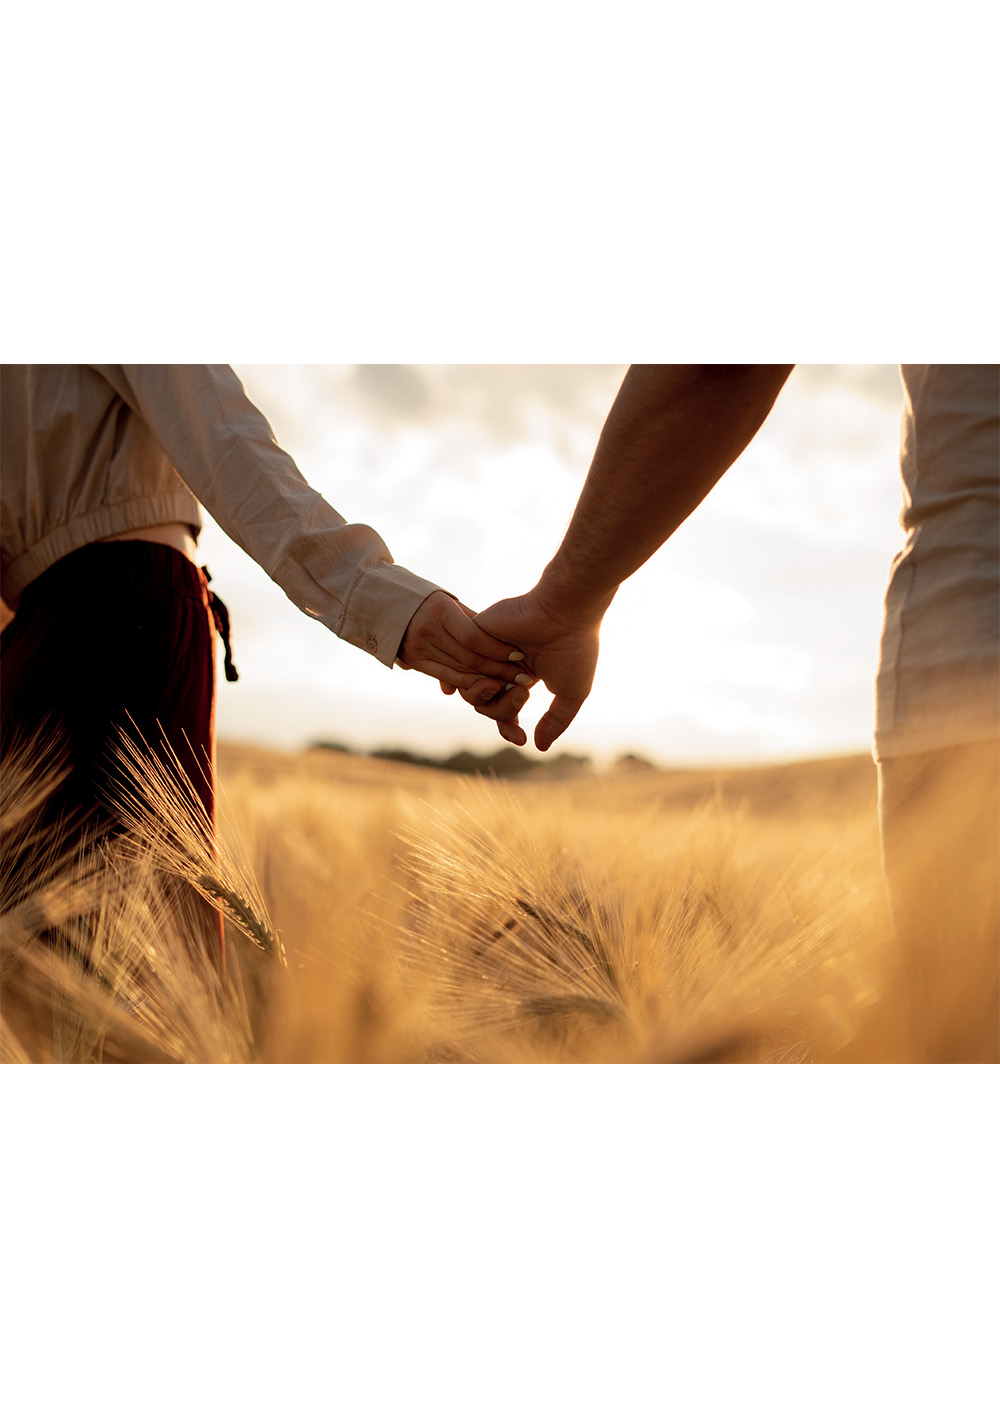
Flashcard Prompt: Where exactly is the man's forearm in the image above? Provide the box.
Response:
[536,364,793,619]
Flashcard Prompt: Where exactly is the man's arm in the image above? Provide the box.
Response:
[476,364,794,749]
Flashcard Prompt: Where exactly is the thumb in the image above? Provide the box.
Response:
[534,695,585,752]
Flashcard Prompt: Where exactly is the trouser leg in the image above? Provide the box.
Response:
[878,741,999,1062]
[0,542,225,978]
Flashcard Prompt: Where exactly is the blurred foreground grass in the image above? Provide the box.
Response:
[2,741,905,1063]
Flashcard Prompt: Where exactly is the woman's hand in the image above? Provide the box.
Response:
[396,592,536,733]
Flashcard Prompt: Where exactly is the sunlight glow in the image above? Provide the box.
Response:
[207,365,905,765]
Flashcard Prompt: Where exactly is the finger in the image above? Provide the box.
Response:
[462,677,520,705]
[497,719,527,746]
[451,648,534,683]
[459,672,534,707]
[477,697,527,746]
[411,655,532,700]
[533,695,585,752]
[407,657,505,697]
[474,685,530,724]
[410,636,533,686]
[456,677,505,701]
[447,609,528,667]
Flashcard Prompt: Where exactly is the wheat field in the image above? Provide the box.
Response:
[1,733,928,1064]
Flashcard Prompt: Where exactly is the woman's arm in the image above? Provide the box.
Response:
[93,365,524,703]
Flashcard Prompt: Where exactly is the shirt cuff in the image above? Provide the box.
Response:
[333,562,444,668]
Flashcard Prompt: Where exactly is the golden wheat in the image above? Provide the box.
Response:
[2,735,904,1063]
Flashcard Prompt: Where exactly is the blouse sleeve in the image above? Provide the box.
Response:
[91,364,441,667]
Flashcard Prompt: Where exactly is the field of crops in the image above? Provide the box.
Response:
[2,736,921,1063]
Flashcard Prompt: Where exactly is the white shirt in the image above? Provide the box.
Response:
[875,364,999,757]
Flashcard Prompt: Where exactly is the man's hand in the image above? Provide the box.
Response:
[396,591,535,710]
[472,589,602,751]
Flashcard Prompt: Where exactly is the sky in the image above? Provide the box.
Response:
[199,364,908,767]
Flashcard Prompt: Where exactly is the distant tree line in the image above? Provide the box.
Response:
[308,740,659,779]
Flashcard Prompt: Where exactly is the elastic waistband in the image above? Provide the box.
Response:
[17,540,207,612]
[2,491,203,607]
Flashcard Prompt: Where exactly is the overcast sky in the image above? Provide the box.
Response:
[199,364,907,767]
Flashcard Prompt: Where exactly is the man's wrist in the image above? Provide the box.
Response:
[535,560,617,629]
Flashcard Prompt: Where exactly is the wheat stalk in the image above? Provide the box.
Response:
[1,730,260,1062]
[106,725,286,967]
[384,789,632,1050]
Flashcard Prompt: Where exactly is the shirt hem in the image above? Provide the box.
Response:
[3,493,202,606]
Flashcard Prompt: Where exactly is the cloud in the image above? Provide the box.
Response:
[791,365,902,407]
[314,364,628,460]
[348,364,433,419]
[434,364,627,443]
[242,365,902,481]
[333,364,902,450]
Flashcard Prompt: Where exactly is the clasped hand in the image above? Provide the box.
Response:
[398,588,600,751]
[396,591,536,735]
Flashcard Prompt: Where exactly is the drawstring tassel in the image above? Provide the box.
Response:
[201,566,239,683]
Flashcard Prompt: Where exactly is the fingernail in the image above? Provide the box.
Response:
[514,673,534,686]
[505,682,515,691]
[507,651,525,662]
[512,690,529,710]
